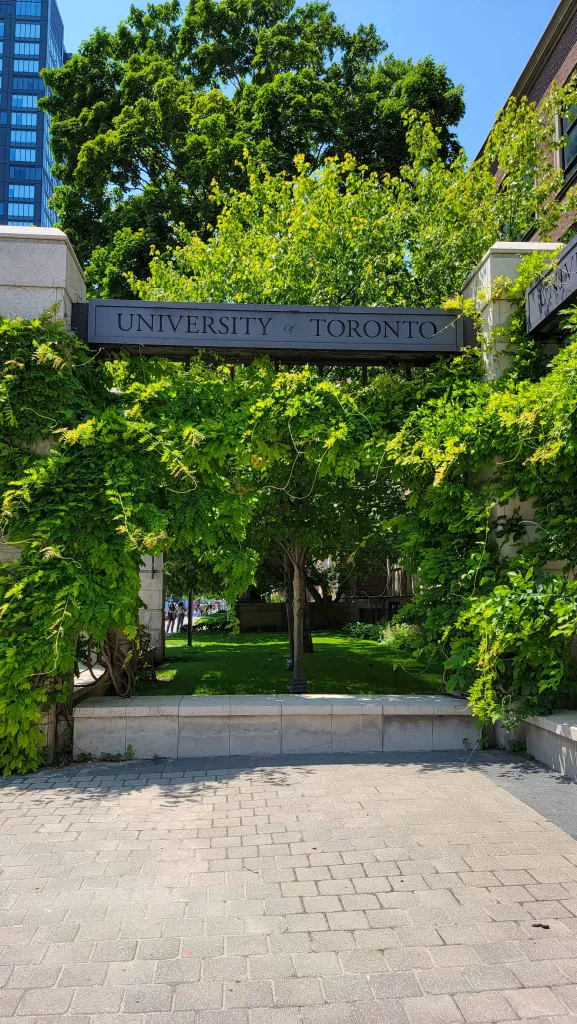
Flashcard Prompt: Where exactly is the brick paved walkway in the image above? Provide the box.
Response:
[2,756,577,1023]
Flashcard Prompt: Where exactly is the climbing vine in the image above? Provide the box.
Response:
[3,83,577,771]
[386,254,577,726]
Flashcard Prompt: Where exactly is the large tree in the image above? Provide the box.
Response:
[41,0,464,296]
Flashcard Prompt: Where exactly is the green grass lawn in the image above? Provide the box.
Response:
[137,631,443,696]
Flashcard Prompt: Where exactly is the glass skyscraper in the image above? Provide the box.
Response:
[0,0,65,228]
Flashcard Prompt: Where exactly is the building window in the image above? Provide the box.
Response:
[16,2,42,14]
[9,184,35,199]
[8,202,34,218]
[11,129,36,143]
[13,78,43,91]
[10,164,41,179]
[0,43,4,55]
[15,24,41,39]
[0,4,9,13]
[9,147,36,161]
[14,60,39,73]
[8,220,34,226]
[0,24,4,36]
[561,106,577,174]
[12,111,37,126]
[0,112,6,124]
[15,43,39,56]
[12,94,38,108]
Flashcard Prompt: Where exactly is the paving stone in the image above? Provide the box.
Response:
[293,952,340,977]
[172,982,224,1010]
[16,986,75,1016]
[7,964,61,988]
[249,955,295,979]
[402,993,464,1024]
[58,963,109,986]
[250,1009,303,1024]
[454,990,518,1022]
[204,957,248,981]
[70,987,125,1014]
[224,981,274,1008]
[0,989,23,1015]
[136,940,180,961]
[274,979,324,1007]
[504,986,568,1016]
[370,972,423,999]
[195,1013,249,1024]
[123,985,173,1012]
[154,959,202,984]
[321,975,374,1002]
[91,940,138,962]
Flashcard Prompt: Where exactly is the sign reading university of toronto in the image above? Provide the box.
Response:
[72,300,466,363]
[526,234,577,335]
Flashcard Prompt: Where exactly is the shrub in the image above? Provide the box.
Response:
[190,611,229,632]
[380,621,424,654]
[342,621,383,641]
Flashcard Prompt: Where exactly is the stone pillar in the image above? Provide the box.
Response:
[139,555,165,665]
[461,240,559,379]
[0,225,86,325]
[0,226,163,666]
[461,241,560,559]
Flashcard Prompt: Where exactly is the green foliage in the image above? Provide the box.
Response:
[342,619,424,652]
[41,0,464,293]
[385,273,577,726]
[342,621,383,640]
[191,610,229,631]
[134,84,577,310]
[379,621,424,654]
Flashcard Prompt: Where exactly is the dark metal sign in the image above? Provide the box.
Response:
[73,300,465,363]
[526,237,575,335]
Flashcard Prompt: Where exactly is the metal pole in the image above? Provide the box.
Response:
[187,588,193,647]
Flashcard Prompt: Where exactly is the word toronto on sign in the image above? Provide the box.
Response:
[72,300,467,364]
[526,234,577,335]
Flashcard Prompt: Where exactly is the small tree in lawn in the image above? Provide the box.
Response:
[238,362,407,692]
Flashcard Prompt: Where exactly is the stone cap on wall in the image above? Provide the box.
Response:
[74,694,473,718]
[0,225,86,325]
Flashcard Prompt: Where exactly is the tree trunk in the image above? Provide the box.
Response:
[290,544,308,694]
[284,556,294,667]
[303,597,314,654]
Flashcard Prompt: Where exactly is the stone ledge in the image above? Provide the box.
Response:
[525,712,577,742]
[74,694,472,718]
[72,694,477,760]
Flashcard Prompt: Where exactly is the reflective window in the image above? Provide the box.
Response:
[15,24,41,39]
[15,43,40,56]
[9,184,35,199]
[10,164,41,179]
[9,147,36,161]
[8,203,35,218]
[14,60,39,73]
[12,111,37,125]
[16,2,42,14]
[562,106,577,174]
[11,130,36,143]
[12,94,38,108]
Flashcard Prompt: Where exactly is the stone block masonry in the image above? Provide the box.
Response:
[73,694,478,760]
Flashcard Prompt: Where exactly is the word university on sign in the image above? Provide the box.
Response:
[72,300,467,364]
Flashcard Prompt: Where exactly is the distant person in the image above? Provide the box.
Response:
[177,600,186,632]
[167,601,176,634]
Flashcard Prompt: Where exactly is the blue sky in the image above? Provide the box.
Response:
[56,0,559,159]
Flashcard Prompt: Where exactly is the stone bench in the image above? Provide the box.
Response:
[524,712,577,779]
[72,694,477,760]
